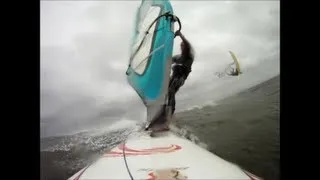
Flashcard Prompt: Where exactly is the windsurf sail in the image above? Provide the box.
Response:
[126,0,180,125]
[229,50,241,74]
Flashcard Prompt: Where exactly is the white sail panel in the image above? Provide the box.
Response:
[131,6,161,74]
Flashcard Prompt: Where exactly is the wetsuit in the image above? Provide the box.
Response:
[168,34,194,115]
[145,33,194,131]
[227,68,239,76]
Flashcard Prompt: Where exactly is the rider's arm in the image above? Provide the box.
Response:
[179,33,192,57]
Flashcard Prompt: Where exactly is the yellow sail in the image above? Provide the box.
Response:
[229,50,241,73]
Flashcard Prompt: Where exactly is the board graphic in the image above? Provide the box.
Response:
[104,144,182,157]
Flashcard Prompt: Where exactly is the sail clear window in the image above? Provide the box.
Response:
[130,6,161,75]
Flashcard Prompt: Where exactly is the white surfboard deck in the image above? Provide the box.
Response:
[68,130,262,180]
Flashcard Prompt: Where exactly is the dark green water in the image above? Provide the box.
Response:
[41,75,279,180]
[174,75,280,180]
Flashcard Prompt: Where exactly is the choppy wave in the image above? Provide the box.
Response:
[41,121,206,153]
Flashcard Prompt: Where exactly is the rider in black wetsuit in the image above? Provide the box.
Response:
[168,31,195,115]
[145,31,194,131]
[227,67,240,76]
[228,68,240,76]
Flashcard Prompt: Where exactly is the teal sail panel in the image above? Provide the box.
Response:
[126,0,175,123]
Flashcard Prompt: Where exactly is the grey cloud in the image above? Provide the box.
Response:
[40,45,143,137]
[40,90,145,137]
[73,34,125,82]
[169,1,279,75]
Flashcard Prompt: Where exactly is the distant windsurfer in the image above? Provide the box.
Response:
[226,51,241,76]
[168,31,195,115]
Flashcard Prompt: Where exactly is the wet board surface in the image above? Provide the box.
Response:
[68,131,262,180]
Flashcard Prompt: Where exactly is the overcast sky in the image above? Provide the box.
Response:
[40,1,279,137]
